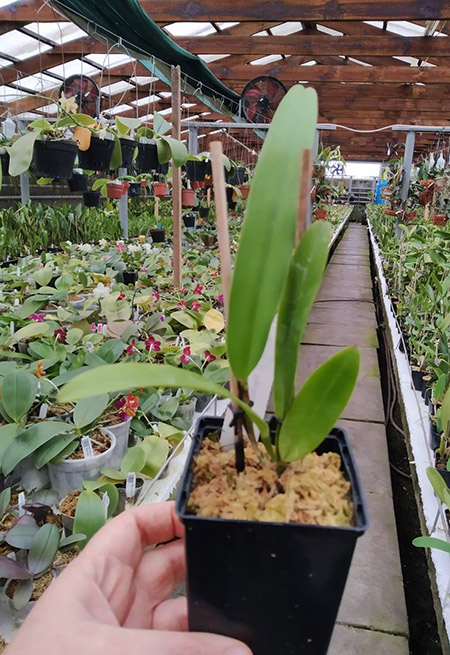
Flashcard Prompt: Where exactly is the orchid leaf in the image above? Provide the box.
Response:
[13,579,34,610]
[278,348,360,461]
[6,523,39,550]
[1,369,38,423]
[0,556,32,579]
[0,487,11,517]
[28,523,60,575]
[115,116,141,136]
[73,489,105,548]
[7,321,51,346]
[227,86,318,380]
[140,435,169,478]
[161,135,188,167]
[153,112,171,136]
[2,422,70,475]
[413,536,450,554]
[274,221,332,418]
[33,432,77,469]
[73,394,109,430]
[59,533,86,550]
[8,131,40,176]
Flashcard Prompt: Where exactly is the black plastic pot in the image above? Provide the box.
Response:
[150,228,165,243]
[1,151,9,178]
[78,136,115,171]
[68,173,88,192]
[83,190,101,208]
[429,418,440,451]
[33,140,78,179]
[435,455,450,485]
[226,187,234,204]
[0,258,18,269]
[411,368,424,393]
[136,142,159,172]
[229,201,237,211]
[128,182,141,198]
[183,213,196,228]
[176,417,369,655]
[120,138,137,169]
[123,270,137,285]
[199,207,209,218]
[229,166,247,186]
[186,160,207,182]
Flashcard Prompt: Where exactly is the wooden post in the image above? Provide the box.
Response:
[171,65,182,288]
[297,149,312,244]
[207,187,211,207]
[154,196,160,219]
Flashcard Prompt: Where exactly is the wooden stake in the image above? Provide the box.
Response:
[171,65,182,288]
[155,196,160,219]
[297,149,312,245]
[207,187,211,208]
[210,140,245,472]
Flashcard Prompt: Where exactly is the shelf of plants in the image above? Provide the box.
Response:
[367,202,450,644]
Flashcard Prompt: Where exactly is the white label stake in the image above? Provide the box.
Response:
[39,403,48,419]
[18,492,26,517]
[102,492,110,519]
[126,472,136,499]
[81,436,94,459]
[9,322,14,336]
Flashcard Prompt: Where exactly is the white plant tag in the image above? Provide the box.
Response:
[102,492,110,519]
[13,298,20,307]
[16,267,20,276]
[126,472,136,499]
[86,341,94,353]
[9,322,14,336]
[18,492,26,517]
[81,436,94,459]
[133,308,140,322]
[39,403,48,419]
[102,324,108,335]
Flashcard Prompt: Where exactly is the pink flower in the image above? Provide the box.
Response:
[177,300,187,307]
[204,349,216,363]
[140,267,148,272]
[160,315,165,322]
[115,242,126,254]
[91,322,97,332]
[194,284,203,295]
[211,271,218,277]
[117,291,126,301]
[181,287,188,294]
[126,339,136,356]
[54,327,67,343]
[218,294,224,304]
[180,346,191,365]
[153,290,161,300]
[30,313,45,323]
[191,300,201,312]
[145,335,161,352]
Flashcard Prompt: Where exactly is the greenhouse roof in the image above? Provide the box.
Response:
[0,0,450,160]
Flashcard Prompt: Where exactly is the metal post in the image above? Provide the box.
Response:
[401,131,416,202]
[20,173,30,205]
[188,125,198,156]
[118,167,128,238]
[312,129,320,162]
[172,65,182,288]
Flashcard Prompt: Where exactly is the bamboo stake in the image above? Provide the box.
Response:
[171,65,182,288]
[210,140,245,472]
[154,196,160,219]
[297,149,312,245]
[207,187,211,208]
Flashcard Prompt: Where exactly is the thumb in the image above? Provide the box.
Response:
[96,625,253,655]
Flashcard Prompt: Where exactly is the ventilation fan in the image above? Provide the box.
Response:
[241,76,287,123]
[59,75,101,117]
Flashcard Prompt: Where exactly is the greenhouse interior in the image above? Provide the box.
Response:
[0,1,450,654]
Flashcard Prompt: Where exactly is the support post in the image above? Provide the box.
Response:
[118,167,128,238]
[188,125,199,156]
[312,129,320,162]
[401,131,416,202]
[172,65,182,288]
[20,173,30,205]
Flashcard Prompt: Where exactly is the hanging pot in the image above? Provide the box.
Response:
[153,182,166,197]
[176,418,369,655]
[1,150,10,177]
[78,136,115,171]
[237,184,250,199]
[432,213,448,226]
[199,207,209,218]
[83,190,101,207]
[186,160,207,182]
[191,180,205,189]
[183,213,196,228]
[403,211,416,222]
[68,173,88,192]
[136,141,159,172]
[119,138,137,169]
[226,187,234,204]
[33,140,78,179]
[150,228,166,243]
[182,189,195,208]
[128,182,141,198]
[229,166,246,186]
[107,182,124,200]
[315,208,328,220]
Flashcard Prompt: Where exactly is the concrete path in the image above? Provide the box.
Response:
[269,224,410,653]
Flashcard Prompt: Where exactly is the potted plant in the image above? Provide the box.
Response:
[432,182,449,226]
[59,479,118,538]
[182,187,195,208]
[150,224,166,243]
[67,168,88,192]
[57,85,369,655]
[183,212,196,228]
[83,189,101,207]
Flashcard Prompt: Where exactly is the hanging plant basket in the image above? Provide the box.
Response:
[183,213,196,228]
[1,151,10,178]
[237,184,250,199]
[182,189,195,208]
[78,136,115,172]
[315,208,328,220]
[150,228,166,243]
[186,160,207,182]
[68,172,88,192]
[107,182,124,200]
[83,190,101,207]
[199,207,209,218]
[432,213,448,226]
[136,141,159,172]
[120,138,138,169]
[128,182,141,198]
[33,139,78,179]
[403,211,416,222]
[229,166,247,186]
[176,418,369,655]
[191,180,205,189]
[153,182,166,197]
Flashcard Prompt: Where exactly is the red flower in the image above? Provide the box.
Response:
[180,346,191,365]
[191,300,201,312]
[231,212,237,217]
[181,287,188,294]
[126,339,136,356]
[177,299,187,307]
[117,291,126,301]
[145,335,161,352]
[124,391,139,418]
[152,289,161,300]
[54,327,67,343]
[204,349,216,362]
[194,284,203,295]
[211,271,218,277]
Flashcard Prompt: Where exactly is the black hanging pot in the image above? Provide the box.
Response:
[226,187,234,204]
[136,141,159,172]
[185,160,207,182]
[150,228,165,243]
[128,182,141,198]
[68,173,88,192]
[229,166,247,186]
[156,163,169,176]
[199,207,209,218]
[123,270,138,285]
[33,140,78,179]
[176,417,369,655]
[183,213,196,228]
[1,151,10,178]
[78,136,115,172]
[120,138,138,169]
[83,190,101,207]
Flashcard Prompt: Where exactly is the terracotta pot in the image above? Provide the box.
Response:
[237,184,250,199]
[122,181,130,193]
[153,182,166,197]
[384,209,397,216]
[182,189,195,208]
[419,189,433,206]
[140,180,148,188]
[315,208,328,220]
[404,212,416,222]
[433,213,448,226]
[107,183,124,200]
[191,180,205,189]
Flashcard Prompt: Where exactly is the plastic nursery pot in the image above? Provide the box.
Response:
[199,207,210,219]
[176,397,197,424]
[136,141,159,172]
[182,189,195,208]
[107,182,124,200]
[68,172,88,192]
[186,160,207,182]
[128,182,141,198]
[429,418,440,451]
[411,368,424,392]
[183,213,196,228]
[237,184,250,200]
[78,136,115,171]
[120,138,137,169]
[435,454,450,485]
[176,417,369,655]
[104,419,131,465]
[123,270,138,286]
[83,190,101,207]
[153,182,166,198]
[191,180,205,190]
[1,151,10,177]
[150,228,166,243]
[33,140,78,179]
[315,208,328,220]
[433,214,448,226]
[403,211,416,222]
[47,429,117,499]
[117,478,145,513]
[229,166,247,186]
[226,187,234,204]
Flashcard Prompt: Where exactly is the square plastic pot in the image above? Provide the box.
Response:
[68,173,88,192]
[183,213,196,228]
[1,151,10,177]
[120,138,137,169]
[33,140,78,179]
[176,417,369,655]
[151,228,165,243]
[78,136,115,172]
[136,141,159,172]
[83,190,101,207]
[123,270,137,286]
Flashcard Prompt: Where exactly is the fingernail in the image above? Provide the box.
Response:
[225,648,252,655]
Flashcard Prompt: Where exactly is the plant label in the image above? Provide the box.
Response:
[39,403,48,419]
[102,324,108,336]
[126,472,136,499]
[13,299,20,307]
[16,267,20,276]
[9,322,14,336]
[81,436,94,459]
[18,492,26,517]
[86,341,94,353]
[133,308,140,322]
[102,492,110,519]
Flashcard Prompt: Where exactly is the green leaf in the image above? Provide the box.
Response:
[109,133,122,170]
[278,348,360,461]
[58,113,96,127]
[6,524,39,549]
[1,369,38,422]
[152,397,179,421]
[59,533,86,549]
[0,424,21,470]
[7,321,50,346]
[140,435,169,478]
[55,273,74,291]
[33,264,54,287]
[412,536,450,554]
[153,112,171,136]
[33,432,77,469]
[161,135,188,167]
[156,138,171,165]
[2,421,70,475]
[28,523,60,575]
[426,467,450,507]
[73,489,105,547]
[73,394,109,430]
[441,383,450,437]
[121,446,145,475]
[29,118,52,131]
[171,310,198,329]
[37,177,54,185]
[8,131,40,176]
[57,362,269,439]
[274,222,332,418]
[0,487,11,517]
[96,339,124,364]
[12,579,33,610]
[14,298,45,320]
[227,86,318,380]
[66,328,83,346]
[116,116,141,136]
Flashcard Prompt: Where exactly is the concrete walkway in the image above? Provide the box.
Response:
[269,224,410,653]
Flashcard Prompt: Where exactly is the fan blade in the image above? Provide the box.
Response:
[266,77,279,97]
[245,88,264,100]
[246,102,259,122]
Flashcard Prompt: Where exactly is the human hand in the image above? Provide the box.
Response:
[5,502,251,655]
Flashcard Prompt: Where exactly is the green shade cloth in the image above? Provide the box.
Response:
[51,0,240,115]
